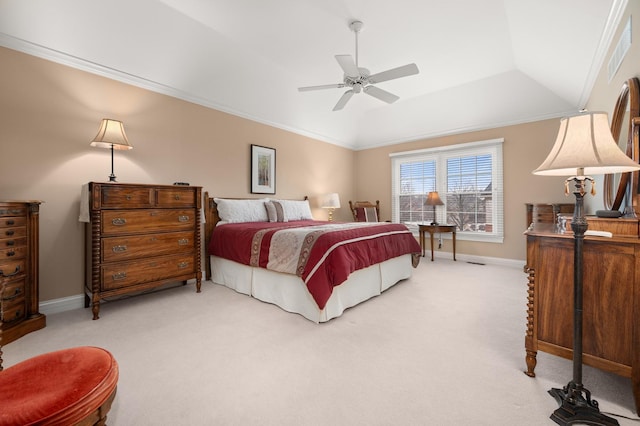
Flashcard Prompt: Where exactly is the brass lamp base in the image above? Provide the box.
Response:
[327,208,335,222]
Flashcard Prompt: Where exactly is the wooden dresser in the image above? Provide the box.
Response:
[524,218,640,414]
[0,201,45,344]
[85,183,202,319]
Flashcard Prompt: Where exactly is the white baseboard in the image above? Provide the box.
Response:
[432,250,525,269]
[39,294,85,316]
[39,277,204,316]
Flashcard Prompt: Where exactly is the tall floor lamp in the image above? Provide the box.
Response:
[533,112,640,425]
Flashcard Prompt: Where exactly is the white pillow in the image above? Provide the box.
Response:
[273,199,313,221]
[214,198,270,223]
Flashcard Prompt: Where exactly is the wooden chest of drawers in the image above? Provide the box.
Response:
[0,201,45,344]
[85,183,202,319]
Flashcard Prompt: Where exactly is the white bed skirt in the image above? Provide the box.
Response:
[209,254,414,323]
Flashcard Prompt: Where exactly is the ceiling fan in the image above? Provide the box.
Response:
[298,20,419,111]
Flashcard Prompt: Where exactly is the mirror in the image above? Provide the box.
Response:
[603,77,640,213]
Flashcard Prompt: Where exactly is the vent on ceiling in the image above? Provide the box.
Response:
[608,17,632,82]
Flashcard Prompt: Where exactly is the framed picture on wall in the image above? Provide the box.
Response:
[251,144,276,194]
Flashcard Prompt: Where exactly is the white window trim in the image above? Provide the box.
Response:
[390,138,504,243]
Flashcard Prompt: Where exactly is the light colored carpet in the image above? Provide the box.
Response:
[3,259,638,425]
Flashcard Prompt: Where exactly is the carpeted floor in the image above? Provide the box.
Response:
[3,258,638,425]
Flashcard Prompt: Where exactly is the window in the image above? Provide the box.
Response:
[390,138,504,243]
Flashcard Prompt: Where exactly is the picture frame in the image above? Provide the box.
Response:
[250,144,276,194]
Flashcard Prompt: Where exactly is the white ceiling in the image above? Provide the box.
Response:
[0,0,626,150]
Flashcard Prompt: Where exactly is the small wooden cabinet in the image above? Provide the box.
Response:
[0,201,45,344]
[85,183,202,319]
[524,220,640,414]
[525,203,574,229]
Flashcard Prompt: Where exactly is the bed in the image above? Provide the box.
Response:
[204,193,421,322]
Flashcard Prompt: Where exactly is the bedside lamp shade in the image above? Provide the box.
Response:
[90,119,133,182]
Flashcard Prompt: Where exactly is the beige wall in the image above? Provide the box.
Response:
[587,2,640,118]
[585,2,640,212]
[2,1,639,302]
[0,46,355,302]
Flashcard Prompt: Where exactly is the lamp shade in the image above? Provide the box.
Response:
[90,119,133,150]
[533,112,639,176]
[322,193,341,208]
[425,191,444,206]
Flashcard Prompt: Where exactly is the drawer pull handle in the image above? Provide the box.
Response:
[178,262,188,269]
[6,220,14,225]
[3,287,22,301]
[174,195,181,200]
[6,250,15,257]
[6,240,14,246]
[0,265,20,277]
[5,230,14,236]
[112,218,126,226]
[178,215,189,222]
[112,272,127,281]
[2,310,22,323]
[178,238,189,245]
[126,195,132,200]
[112,245,127,253]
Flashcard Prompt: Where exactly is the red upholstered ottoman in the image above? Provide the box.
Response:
[0,346,118,426]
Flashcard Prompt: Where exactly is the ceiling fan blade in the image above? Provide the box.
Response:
[298,83,345,92]
[368,63,419,84]
[333,90,355,111]
[363,85,399,104]
[335,55,360,78]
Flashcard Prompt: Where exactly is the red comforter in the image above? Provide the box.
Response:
[209,220,421,309]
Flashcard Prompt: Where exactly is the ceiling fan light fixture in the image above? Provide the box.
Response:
[349,20,363,33]
[298,19,419,111]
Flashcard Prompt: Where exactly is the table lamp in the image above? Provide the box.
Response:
[90,119,133,182]
[425,191,444,225]
[322,193,341,222]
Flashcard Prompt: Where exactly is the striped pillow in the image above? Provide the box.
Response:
[265,201,287,222]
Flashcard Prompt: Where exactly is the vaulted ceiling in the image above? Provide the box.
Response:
[0,0,626,149]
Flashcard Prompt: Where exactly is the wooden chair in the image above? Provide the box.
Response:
[349,200,380,222]
[0,325,119,425]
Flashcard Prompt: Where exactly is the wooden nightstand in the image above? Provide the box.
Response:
[418,224,457,261]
